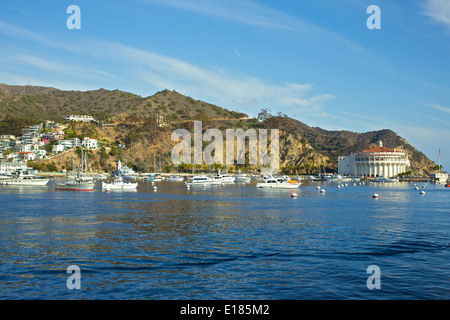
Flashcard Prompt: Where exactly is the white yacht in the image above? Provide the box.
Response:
[166,175,184,182]
[152,173,164,182]
[235,172,251,183]
[307,175,325,182]
[6,170,49,186]
[256,175,301,189]
[211,172,235,184]
[102,176,138,190]
[326,174,353,182]
[96,173,108,180]
[372,176,398,183]
[185,175,214,185]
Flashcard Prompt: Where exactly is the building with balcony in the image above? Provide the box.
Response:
[338,141,410,178]
[81,137,98,149]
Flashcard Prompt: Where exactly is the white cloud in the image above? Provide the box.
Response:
[99,42,333,116]
[12,54,118,79]
[423,0,450,28]
[429,103,450,114]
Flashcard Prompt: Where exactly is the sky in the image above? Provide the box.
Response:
[0,0,449,170]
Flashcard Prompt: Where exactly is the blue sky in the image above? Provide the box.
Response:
[0,0,449,170]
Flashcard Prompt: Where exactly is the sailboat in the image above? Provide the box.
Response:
[430,149,448,184]
[56,150,95,191]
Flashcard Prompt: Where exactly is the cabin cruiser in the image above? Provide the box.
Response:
[211,172,235,184]
[326,174,353,182]
[102,176,137,190]
[371,176,398,183]
[256,175,301,189]
[185,175,214,185]
[56,178,95,191]
[307,175,325,182]
[235,172,251,183]
[5,170,49,186]
[166,175,184,182]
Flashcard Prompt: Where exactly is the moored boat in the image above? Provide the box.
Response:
[102,176,137,190]
[56,149,94,191]
[56,179,95,191]
[185,175,214,185]
[371,176,398,183]
[211,170,235,184]
[166,175,184,182]
[5,170,49,186]
[235,172,251,183]
[256,175,301,189]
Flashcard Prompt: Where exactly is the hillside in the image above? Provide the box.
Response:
[0,84,246,123]
[0,84,438,175]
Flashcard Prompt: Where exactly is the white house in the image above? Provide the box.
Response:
[18,152,36,162]
[52,144,65,153]
[34,149,47,159]
[81,137,98,149]
[0,162,28,174]
[65,115,95,122]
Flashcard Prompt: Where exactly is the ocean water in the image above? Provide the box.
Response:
[0,180,448,300]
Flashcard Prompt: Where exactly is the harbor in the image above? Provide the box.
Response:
[0,177,449,300]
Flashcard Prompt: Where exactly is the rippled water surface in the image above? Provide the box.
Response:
[0,180,449,299]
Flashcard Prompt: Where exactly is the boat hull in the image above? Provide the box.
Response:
[5,179,50,186]
[56,182,94,191]
[102,182,138,190]
[256,182,301,189]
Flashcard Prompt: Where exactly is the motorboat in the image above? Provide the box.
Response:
[166,175,184,182]
[56,178,95,191]
[211,172,235,184]
[307,175,325,182]
[102,176,138,190]
[185,175,214,185]
[235,172,251,183]
[326,174,352,182]
[371,176,398,183]
[256,175,301,189]
[96,173,108,180]
[5,170,49,186]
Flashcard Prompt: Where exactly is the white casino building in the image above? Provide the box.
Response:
[338,141,410,178]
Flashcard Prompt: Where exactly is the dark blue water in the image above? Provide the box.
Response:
[0,180,449,299]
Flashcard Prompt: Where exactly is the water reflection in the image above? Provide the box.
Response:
[0,180,448,299]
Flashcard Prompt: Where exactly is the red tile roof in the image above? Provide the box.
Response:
[360,146,395,153]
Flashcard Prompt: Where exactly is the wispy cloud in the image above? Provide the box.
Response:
[426,116,449,125]
[0,19,82,52]
[138,0,294,30]
[0,17,334,117]
[423,0,450,29]
[138,0,367,54]
[99,42,333,115]
[12,54,119,79]
[429,103,450,114]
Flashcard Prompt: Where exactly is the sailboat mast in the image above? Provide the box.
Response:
[439,149,441,173]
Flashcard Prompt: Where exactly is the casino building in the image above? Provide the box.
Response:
[338,141,410,178]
